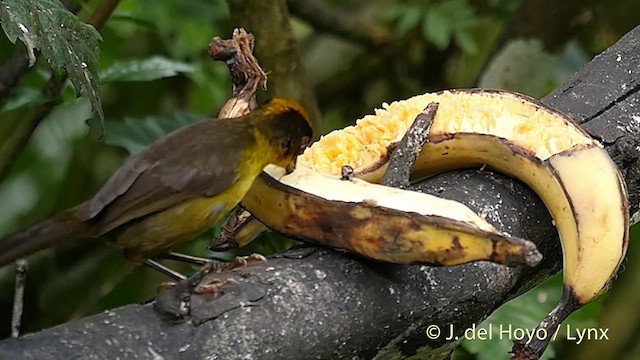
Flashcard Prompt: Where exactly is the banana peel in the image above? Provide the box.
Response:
[231,89,629,359]
[245,165,541,266]
[299,89,628,305]
[239,98,544,268]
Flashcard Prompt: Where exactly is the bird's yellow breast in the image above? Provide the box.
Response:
[114,129,282,262]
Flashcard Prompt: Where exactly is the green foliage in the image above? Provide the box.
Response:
[86,112,203,154]
[114,0,229,59]
[0,98,93,237]
[479,39,590,98]
[458,274,603,360]
[0,86,45,111]
[479,39,557,98]
[0,0,103,120]
[0,1,637,357]
[387,0,478,53]
[424,0,478,53]
[100,56,193,83]
[0,0,236,334]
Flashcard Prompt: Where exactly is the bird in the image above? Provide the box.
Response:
[0,98,313,278]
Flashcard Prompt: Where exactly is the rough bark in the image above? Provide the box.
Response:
[0,24,638,360]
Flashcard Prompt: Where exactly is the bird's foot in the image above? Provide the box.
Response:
[153,254,267,319]
[194,278,239,296]
[227,253,267,269]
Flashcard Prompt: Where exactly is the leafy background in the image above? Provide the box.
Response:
[0,0,638,359]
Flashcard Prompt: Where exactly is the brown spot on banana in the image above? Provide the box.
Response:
[293,89,627,359]
[243,169,542,267]
[299,90,628,303]
[228,90,627,360]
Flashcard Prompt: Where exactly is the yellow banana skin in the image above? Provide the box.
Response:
[295,89,629,306]
[230,89,629,358]
[409,134,629,303]
[362,91,628,304]
[243,166,542,267]
[546,145,628,301]
[293,89,628,359]
[233,90,628,300]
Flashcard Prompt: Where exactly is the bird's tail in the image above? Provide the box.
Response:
[0,206,91,267]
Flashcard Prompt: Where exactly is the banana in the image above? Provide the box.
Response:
[235,89,629,358]
[245,165,542,266]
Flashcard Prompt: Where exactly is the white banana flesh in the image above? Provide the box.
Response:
[234,89,629,358]
[300,89,629,305]
[243,165,542,267]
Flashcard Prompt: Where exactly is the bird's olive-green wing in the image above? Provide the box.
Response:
[84,119,256,235]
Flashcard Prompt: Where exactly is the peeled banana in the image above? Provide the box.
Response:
[245,164,541,266]
[236,89,629,358]
[337,90,628,304]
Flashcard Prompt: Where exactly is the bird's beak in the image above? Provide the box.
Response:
[285,160,297,174]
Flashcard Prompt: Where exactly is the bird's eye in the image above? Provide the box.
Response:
[298,136,311,154]
[281,136,293,152]
[301,136,311,148]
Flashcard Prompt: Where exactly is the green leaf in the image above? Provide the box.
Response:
[423,0,478,51]
[460,273,603,360]
[100,56,193,83]
[454,30,478,54]
[87,112,203,155]
[394,5,423,37]
[424,8,452,49]
[0,0,103,121]
[118,0,229,59]
[478,38,558,98]
[0,86,47,111]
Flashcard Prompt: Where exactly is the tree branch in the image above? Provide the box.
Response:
[0,45,31,103]
[87,0,121,30]
[0,23,638,360]
[209,28,268,118]
[286,0,393,50]
[227,0,324,133]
